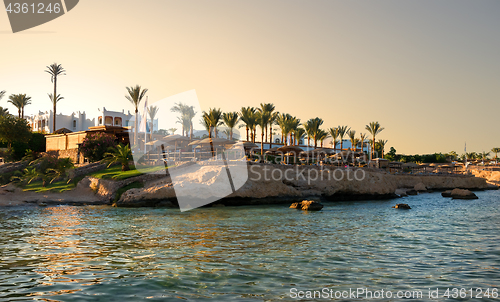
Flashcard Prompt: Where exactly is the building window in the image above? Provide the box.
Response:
[105,116,113,125]
[41,120,45,129]
[73,120,77,128]
[114,117,122,126]
[98,116,102,125]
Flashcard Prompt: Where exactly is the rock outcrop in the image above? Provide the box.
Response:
[450,188,478,200]
[114,162,488,207]
[441,190,453,197]
[290,200,324,211]
[414,183,427,192]
[392,203,411,209]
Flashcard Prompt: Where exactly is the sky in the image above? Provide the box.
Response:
[1,0,499,154]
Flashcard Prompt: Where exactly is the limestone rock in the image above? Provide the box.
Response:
[395,188,408,197]
[406,189,418,196]
[450,188,478,200]
[441,190,453,197]
[414,183,427,192]
[392,203,411,209]
[290,200,324,211]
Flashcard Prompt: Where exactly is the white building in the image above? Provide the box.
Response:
[26,107,158,134]
[96,107,158,133]
[27,110,95,133]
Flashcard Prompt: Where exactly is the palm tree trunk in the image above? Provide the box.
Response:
[53,77,57,133]
[230,128,233,140]
[18,108,21,118]
[269,127,273,149]
[314,135,317,149]
[246,127,249,141]
[190,121,193,140]
[134,108,138,146]
[261,131,264,162]
[372,136,376,159]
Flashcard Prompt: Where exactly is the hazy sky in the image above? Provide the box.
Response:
[1,0,499,154]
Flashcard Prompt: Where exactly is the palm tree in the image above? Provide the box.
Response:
[288,116,301,145]
[257,103,276,143]
[491,148,500,161]
[125,85,148,146]
[268,111,279,148]
[222,112,239,140]
[481,151,490,162]
[168,128,177,135]
[0,90,5,100]
[202,108,223,138]
[317,129,328,148]
[8,94,31,118]
[47,93,64,126]
[239,107,257,142]
[256,110,271,158]
[185,105,196,139]
[294,127,306,146]
[348,130,357,151]
[359,133,367,153]
[0,107,8,117]
[328,127,339,152]
[45,63,66,132]
[103,144,133,171]
[377,139,388,158]
[307,117,324,148]
[365,121,384,159]
[304,120,314,147]
[147,105,159,141]
[337,125,350,151]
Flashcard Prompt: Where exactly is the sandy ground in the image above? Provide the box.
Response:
[0,185,107,207]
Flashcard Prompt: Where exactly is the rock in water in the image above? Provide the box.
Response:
[392,203,411,209]
[414,183,427,192]
[441,190,453,197]
[290,200,324,211]
[406,189,418,196]
[450,189,478,200]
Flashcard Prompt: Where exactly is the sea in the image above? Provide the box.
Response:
[1,190,499,301]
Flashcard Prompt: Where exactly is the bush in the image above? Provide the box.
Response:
[81,132,117,162]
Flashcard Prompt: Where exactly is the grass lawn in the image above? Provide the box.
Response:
[89,165,167,180]
[23,176,84,193]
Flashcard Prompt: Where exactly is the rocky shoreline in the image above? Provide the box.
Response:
[1,162,496,208]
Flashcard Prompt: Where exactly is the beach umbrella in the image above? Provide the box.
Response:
[277,145,303,154]
[188,137,235,146]
[53,127,72,134]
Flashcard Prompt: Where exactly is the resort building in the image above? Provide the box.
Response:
[26,110,95,133]
[96,107,158,133]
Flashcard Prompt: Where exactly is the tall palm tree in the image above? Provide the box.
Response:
[304,120,314,147]
[288,116,301,145]
[365,121,384,159]
[202,108,223,138]
[268,111,279,148]
[222,112,239,140]
[168,128,177,135]
[45,63,66,133]
[491,148,500,161]
[337,125,350,151]
[348,130,357,151]
[8,94,31,118]
[257,103,275,143]
[307,117,324,149]
[294,127,306,146]
[125,85,148,146]
[328,127,339,152]
[359,133,367,153]
[239,107,257,142]
[147,105,159,141]
[377,139,388,158]
[317,129,328,148]
[256,111,271,157]
[481,151,490,162]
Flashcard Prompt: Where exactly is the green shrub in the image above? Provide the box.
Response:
[80,132,117,162]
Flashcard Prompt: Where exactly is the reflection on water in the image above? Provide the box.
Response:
[0,191,499,301]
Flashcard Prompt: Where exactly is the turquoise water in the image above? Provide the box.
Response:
[1,191,499,301]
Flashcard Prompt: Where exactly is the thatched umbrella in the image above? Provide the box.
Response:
[265,147,280,154]
[277,145,303,154]
[53,127,72,134]
[188,137,235,146]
